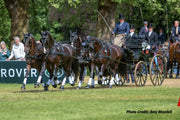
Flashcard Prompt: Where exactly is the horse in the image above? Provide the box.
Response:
[169,36,180,78]
[71,34,96,89]
[40,31,77,90]
[21,33,46,90]
[87,38,126,88]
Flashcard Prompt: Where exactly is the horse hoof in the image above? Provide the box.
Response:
[98,80,102,85]
[52,84,57,88]
[169,74,173,78]
[176,76,180,79]
[21,86,25,90]
[60,85,64,90]
[44,84,49,91]
[85,85,90,89]
[77,86,81,90]
[34,83,39,88]
[109,85,112,89]
[44,87,49,91]
[70,82,75,86]
[56,80,62,85]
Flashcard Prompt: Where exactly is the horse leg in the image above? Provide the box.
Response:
[51,64,59,88]
[44,64,54,91]
[34,62,46,88]
[60,62,72,90]
[77,64,84,89]
[109,72,115,88]
[176,64,180,79]
[109,64,119,88]
[99,64,105,78]
[21,64,31,90]
[86,63,95,88]
[169,62,173,78]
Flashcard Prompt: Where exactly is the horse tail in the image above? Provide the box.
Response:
[118,48,133,77]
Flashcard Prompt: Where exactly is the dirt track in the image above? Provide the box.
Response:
[84,76,180,87]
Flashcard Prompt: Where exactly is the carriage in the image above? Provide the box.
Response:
[116,35,167,87]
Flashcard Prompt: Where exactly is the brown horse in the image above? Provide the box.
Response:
[21,33,46,90]
[40,31,76,90]
[88,38,125,88]
[169,38,180,78]
[72,35,95,89]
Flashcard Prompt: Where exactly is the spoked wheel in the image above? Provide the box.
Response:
[150,54,166,86]
[134,61,147,87]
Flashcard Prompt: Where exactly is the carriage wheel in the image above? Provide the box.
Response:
[150,54,166,86]
[134,61,147,87]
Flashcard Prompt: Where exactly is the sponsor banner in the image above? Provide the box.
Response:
[0,61,66,84]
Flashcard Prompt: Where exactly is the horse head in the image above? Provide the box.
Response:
[40,31,52,54]
[23,32,32,55]
[70,30,78,47]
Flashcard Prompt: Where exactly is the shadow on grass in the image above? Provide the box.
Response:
[13,84,153,93]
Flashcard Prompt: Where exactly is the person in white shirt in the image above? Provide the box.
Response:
[6,36,25,61]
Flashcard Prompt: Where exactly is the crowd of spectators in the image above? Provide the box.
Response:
[0,36,25,61]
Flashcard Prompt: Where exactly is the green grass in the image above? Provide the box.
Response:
[0,83,180,120]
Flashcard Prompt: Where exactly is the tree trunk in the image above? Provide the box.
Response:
[96,0,117,40]
[3,0,30,49]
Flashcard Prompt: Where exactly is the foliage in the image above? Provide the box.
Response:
[0,0,11,48]
[1,0,180,45]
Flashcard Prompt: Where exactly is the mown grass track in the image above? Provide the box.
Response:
[0,79,180,120]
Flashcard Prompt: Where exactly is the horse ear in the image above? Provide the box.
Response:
[28,32,30,35]
[70,30,72,34]
[23,32,25,36]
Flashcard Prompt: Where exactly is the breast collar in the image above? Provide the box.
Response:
[95,41,112,59]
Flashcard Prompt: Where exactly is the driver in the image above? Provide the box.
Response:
[112,14,129,47]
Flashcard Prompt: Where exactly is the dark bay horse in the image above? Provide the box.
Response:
[21,33,46,90]
[88,39,125,88]
[72,35,95,89]
[169,38,180,78]
[40,31,77,90]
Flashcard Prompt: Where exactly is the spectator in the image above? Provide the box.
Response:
[6,36,25,61]
[139,21,148,36]
[158,29,166,45]
[0,41,11,60]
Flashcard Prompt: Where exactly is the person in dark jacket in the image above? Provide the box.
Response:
[112,14,130,47]
[145,23,158,49]
[0,41,11,60]
[158,29,166,45]
[126,25,135,83]
[139,21,148,36]
[171,21,180,42]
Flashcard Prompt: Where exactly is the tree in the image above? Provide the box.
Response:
[3,0,30,48]
[0,0,11,47]
[96,0,117,40]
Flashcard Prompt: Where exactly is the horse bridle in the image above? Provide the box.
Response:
[40,33,49,54]
[24,35,32,54]
[90,40,110,59]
